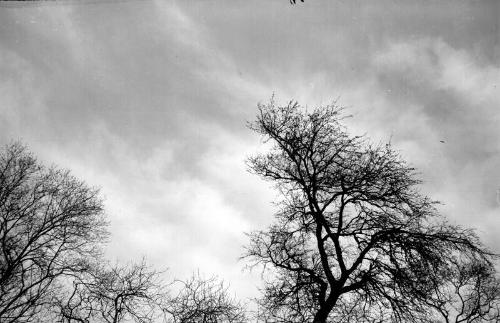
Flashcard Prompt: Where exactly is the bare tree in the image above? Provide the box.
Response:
[54,259,167,323]
[243,100,494,323]
[425,258,500,323]
[164,272,246,323]
[0,143,108,322]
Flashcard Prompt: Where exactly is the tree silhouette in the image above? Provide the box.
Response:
[54,259,167,323]
[0,143,108,322]
[164,272,246,323]
[244,99,495,323]
[425,258,500,322]
[0,143,248,323]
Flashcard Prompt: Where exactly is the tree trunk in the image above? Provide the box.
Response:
[312,308,331,323]
[312,294,339,323]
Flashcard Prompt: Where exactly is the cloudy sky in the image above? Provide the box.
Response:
[0,0,499,301]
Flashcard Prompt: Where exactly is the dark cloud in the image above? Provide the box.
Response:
[0,0,498,299]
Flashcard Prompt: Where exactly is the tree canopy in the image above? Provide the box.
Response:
[0,143,108,322]
[244,99,498,323]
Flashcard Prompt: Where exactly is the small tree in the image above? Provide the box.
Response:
[244,99,495,323]
[54,259,167,323]
[164,272,246,323]
[0,143,108,322]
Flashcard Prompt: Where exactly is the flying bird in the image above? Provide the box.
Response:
[440,140,445,143]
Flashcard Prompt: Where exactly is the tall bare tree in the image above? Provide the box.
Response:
[0,143,108,322]
[243,100,495,323]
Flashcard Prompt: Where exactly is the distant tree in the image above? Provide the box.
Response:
[243,99,495,323]
[0,143,108,323]
[54,259,167,323]
[164,272,246,323]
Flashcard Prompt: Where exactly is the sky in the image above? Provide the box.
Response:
[0,0,499,302]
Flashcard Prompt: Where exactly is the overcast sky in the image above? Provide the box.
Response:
[0,0,499,301]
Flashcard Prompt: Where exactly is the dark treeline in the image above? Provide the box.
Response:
[1,100,499,322]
